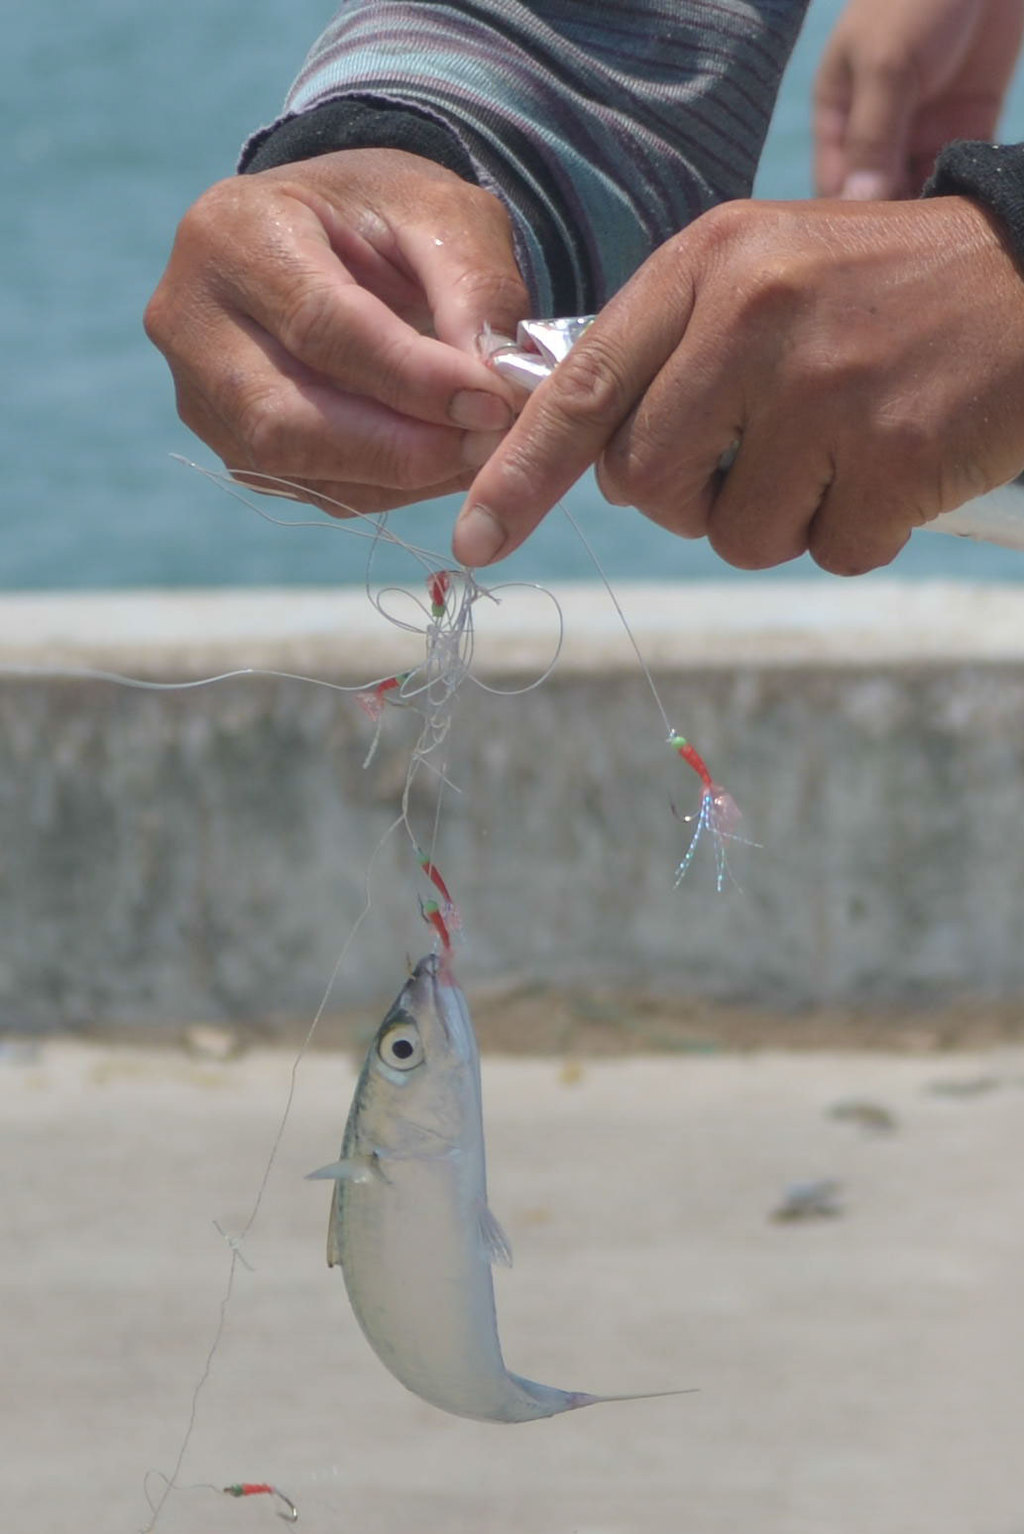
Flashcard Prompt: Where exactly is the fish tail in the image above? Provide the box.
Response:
[508,1374,695,1419]
[567,1386,697,1410]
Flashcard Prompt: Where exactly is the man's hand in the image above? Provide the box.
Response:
[144,149,527,515]
[815,0,1024,200]
[455,196,1024,574]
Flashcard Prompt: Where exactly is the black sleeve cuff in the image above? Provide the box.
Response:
[239,97,480,184]
[238,95,582,313]
[923,140,1024,273]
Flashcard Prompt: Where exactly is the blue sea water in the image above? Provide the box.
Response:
[5,0,1024,591]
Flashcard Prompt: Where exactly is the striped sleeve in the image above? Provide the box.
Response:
[241,0,810,315]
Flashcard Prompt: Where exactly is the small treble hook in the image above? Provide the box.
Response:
[222,1484,298,1523]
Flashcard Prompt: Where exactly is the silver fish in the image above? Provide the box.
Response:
[309,953,683,1423]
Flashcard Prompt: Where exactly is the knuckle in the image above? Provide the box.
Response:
[385,438,454,490]
[481,435,553,508]
[546,340,634,431]
[860,49,917,93]
[594,454,635,508]
[708,532,789,572]
[870,405,935,475]
[709,505,808,571]
[694,196,751,244]
[452,263,529,322]
[173,388,214,443]
[354,421,463,492]
[142,288,170,349]
[235,386,295,471]
[684,201,826,324]
[276,282,335,366]
[734,261,809,333]
[680,198,760,272]
[173,178,248,262]
[356,414,458,489]
[812,541,886,577]
[599,433,664,509]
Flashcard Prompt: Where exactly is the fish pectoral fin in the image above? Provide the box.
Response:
[306,1156,380,1185]
[326,1187,342,1269]
[476,1202,513,1268]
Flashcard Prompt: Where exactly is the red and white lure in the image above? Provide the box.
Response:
[483,321,750,889]
[222,1484,298,1523]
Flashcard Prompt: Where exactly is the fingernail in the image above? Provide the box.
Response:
[455,503,506,566]
[840,170,889,201]
[449,389,513,431]
[460,429,507,470]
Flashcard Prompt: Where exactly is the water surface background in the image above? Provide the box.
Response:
[7,0,1024,591]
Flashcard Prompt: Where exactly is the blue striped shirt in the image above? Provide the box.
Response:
[242,0,810,313]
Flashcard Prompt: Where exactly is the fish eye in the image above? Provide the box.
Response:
[377,1019,424,1072]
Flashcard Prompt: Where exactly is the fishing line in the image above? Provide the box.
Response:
[0,472,529,1524]
[5,450,723,1524]
[174,457,448,568]
[120,462,566,1525]
[139,810,406,1534]
[144,1472,298,1524]
[0,662,408,698]
[557,499,751,891]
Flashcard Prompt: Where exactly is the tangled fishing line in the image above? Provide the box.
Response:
[5,461,753,1528]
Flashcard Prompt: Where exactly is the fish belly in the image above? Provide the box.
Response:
[337,1154,545,1422]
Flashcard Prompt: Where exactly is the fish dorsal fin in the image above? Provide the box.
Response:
[476,1202,513,1268]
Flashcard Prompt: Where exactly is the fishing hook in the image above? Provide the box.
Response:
[222,1484,299,1523]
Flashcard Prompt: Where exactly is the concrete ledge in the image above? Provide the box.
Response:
[1,580,1024,676]
[2,581,1024,1027]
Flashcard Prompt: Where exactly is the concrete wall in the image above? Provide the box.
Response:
[2,582,1024,1029]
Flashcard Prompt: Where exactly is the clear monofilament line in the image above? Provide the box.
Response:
[174,457,447,568]
[557,500,748,889]
[0,662,406,698]
[558,500,673,738]
[141,811,407,1533]
[0,463,570,1529]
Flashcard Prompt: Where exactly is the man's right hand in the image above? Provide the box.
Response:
[144,148,528,515]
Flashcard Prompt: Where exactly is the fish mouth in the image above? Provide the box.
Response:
[411,953,440,985]
[405,952,467,1052]
[403,953,444,1034]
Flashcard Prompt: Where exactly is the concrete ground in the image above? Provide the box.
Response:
[3,1037,1023,1534]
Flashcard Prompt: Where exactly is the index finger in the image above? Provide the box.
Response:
[452,260,694,566]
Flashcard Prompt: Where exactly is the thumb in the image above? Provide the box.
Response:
[405,193,531,354]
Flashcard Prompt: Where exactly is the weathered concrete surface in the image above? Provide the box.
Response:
[2,582,1024,1026]
[2,1039,1023,1534]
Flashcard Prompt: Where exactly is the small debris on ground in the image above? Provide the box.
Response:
[771,1178,844,1223]
[926,1076,1000,1098]
[827,1099,899,1133]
